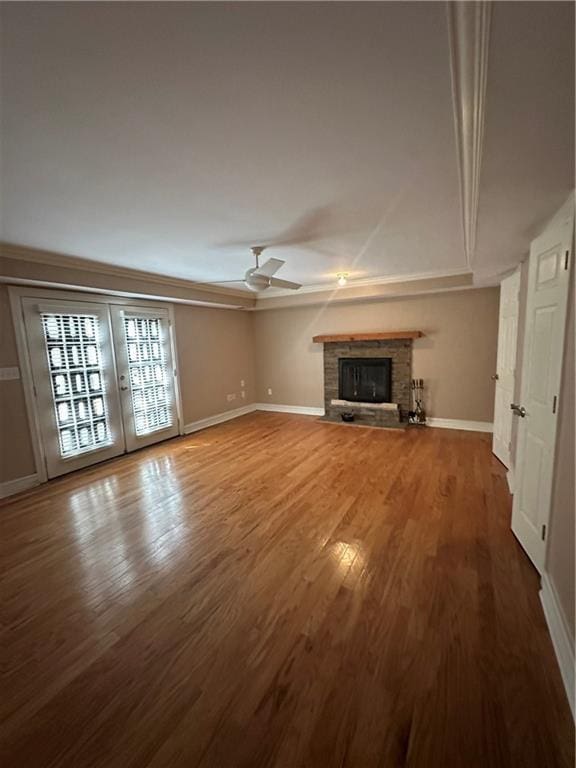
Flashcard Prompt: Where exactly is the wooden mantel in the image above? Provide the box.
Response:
[312,330,424,343]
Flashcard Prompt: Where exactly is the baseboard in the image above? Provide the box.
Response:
[0,473,40,500]
[255,408,490,427]
[540,573,575,719]
[184,404,257,434]
[184,407,491,433]
[507,466,515,495]
[427,417,493,433]
[255,403,325,417]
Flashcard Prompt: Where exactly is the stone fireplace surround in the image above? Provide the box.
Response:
[314,332,421,428]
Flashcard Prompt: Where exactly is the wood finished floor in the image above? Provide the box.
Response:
[0,412,573,768]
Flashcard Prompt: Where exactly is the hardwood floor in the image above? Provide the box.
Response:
[0,412,573,768]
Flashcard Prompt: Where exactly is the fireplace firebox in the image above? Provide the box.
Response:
[338,358,392,403]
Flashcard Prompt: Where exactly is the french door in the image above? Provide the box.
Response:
[109,306,179,452]
[22,298,179,479]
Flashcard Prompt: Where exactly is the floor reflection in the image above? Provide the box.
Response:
[137,456,186,567]
[330,540,366,584]
[67,454,187,609]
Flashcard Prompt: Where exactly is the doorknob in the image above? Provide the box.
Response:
[510,403,526,417]
[491,374,499,380]
[120,385,129,391]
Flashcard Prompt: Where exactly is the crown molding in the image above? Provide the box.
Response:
[1,243,476,307]
[0,276,248,311]
[259,267,472,299]
[447,0,492,270]
[1,242,493,312]
[251,284,483,312]
[251,272,483,311]
[0,242,252,301]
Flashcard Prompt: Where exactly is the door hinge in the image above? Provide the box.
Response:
[552,395,557,414]
[564,250,570,270]
[541,524,547,541]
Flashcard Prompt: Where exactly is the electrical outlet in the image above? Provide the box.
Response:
[227,393,236,402]
[240,379,245,388]
[241,390,246,399]
[0,366,20,381]
[267,388,272,396]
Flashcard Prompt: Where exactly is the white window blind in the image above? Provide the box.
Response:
[123,315,172,435]
[41,313,112,457]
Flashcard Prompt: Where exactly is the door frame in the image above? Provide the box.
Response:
[8,285,184,484]
[492,267,521,470]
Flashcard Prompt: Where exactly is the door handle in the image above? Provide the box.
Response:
[120,385,129,391]
[491,374,499,380]
[510,403,526,417]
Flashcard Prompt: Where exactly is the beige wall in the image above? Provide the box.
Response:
[546,281,575,641]
[253,287,500,422]
[0,285,36,483]
[174,304,256,424]
[0,282,499,485]
[0,286,256,484]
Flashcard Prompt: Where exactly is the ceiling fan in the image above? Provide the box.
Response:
[206,246,302,292]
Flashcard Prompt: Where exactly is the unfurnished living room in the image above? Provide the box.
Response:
[0,2,574,766]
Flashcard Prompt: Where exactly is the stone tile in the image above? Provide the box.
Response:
[321,339,413,427]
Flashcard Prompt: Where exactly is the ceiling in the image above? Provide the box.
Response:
[0,2,573,292]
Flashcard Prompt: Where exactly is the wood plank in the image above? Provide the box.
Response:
[0,413,572,768]
[312,330,424,342]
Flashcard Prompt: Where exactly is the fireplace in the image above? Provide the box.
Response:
[339,358,392,403]
[314,334,419,427]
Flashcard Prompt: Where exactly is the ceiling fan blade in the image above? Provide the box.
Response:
[254,257,284,277]
[268,277,302,290]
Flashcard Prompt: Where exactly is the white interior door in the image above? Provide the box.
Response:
[23,299,125,478]
[492,269,520,468]
[110,306,179,452]
[511,210,573,572]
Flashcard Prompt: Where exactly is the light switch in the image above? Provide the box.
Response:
[0,367,20,381]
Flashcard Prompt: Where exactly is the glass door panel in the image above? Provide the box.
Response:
[110,306,179,452]
[23,299,125,478]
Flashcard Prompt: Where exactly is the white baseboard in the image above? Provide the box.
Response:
[540,573,575,719]
[507,466,515,495]
[257,409,491,430]
[0,473,40,500]
[183,406,491,434]
[184,404,257,434]
[427,417,493,433]
[255,403,325,417]
[184,402,326,436]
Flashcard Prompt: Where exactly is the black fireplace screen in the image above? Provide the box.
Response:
[338,358,392,403]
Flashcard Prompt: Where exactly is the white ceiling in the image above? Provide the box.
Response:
[1,2,573,290]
